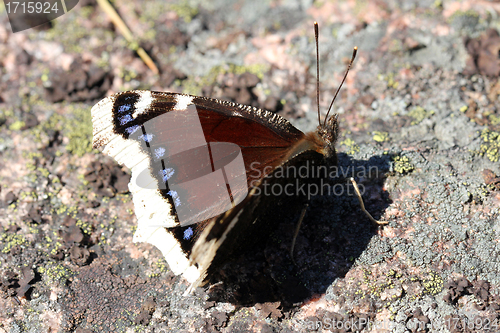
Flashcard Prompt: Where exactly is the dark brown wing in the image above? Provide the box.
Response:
[147,92,307,184]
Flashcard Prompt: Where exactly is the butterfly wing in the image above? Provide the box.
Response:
[91,90,307,285]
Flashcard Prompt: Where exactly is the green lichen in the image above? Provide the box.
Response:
[377,73,399,89]
[386,269,403,279]
[23,151,43,173]
[38,263,73,284]
[386,269,396,277]
[479,128,500,162]
[432,0,443,9]
[23,150,39,160]
[168,1,199,23]
[51,203,79,218]
[22,150,50,183]
[148,258,170,278]
[76,218,92,235]
[49,240,64,256]
[79,4,94,18]
[1,233,28,253]
[490,114,500,126]
[408,106,434,125]
[54,204,68,216]
[9,120,25,131]
[31,112,64,145]
[339,138,360,155]
[65,104,94,157]
[0,107,14,119]
[448,9,480,27]
[19,190,39,201]
[180,63,269,96]
[388,39,404,53]
[39,167,50,177]
[118,67,138,83]
[373,131,389,142]
[43,13,92,53]
[155,259,168,273]
[393,155,414,174]
[422,271,443,295]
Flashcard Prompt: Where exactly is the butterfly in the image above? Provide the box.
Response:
[91,23,383,294]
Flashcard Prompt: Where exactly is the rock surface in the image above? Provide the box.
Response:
[0,0,499,332]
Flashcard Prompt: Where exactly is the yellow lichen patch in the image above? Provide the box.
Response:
[28,102,93,157]
[168,0,199,23]
[490,114,500,126]
[9,120,25,130]
[1,233,28,253]
[65,104,94,157]
[339,138,360,155]
[422,271,443,295]
[373,131,389,143]
[23,151,43,172]
[377,73,399,89]
[148,259,170,278]
[155,259,168,273]
[76,218,92,235]
[408,106,434,125]
[118,67,138,83]
[479,128,500,162]
[393,155,414,174]
[31,112,64,145]
[38,264,73,284]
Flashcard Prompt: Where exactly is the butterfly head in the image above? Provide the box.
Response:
[316,114,339,164]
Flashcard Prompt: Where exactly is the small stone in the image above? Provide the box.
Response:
[5,191,17,205]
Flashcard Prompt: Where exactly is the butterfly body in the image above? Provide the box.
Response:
[91,90,339,290]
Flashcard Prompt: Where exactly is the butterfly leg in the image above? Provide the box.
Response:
[349,177,388,225]
[290,203,309,263]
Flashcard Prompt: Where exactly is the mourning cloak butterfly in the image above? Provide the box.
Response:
[91,23,382,293]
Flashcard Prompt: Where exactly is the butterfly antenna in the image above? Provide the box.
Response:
[314,22,321,127]
[323,46,358,127]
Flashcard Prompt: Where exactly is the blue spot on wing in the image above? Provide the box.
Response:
[118,104,132,113]
[183,227,193,240]
[154,147,166,159]
[125,125,140,134]
[168,190,181,207]
[159,168,174,182]
[139,133,154,142]
[119,114,133,125]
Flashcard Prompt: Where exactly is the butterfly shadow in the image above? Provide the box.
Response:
[203,152,395,308]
